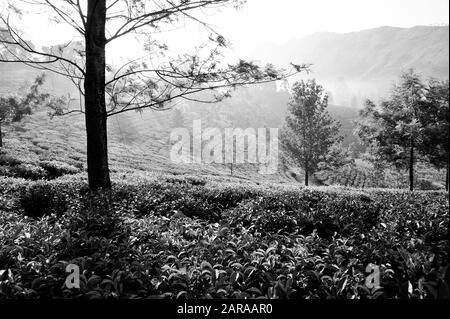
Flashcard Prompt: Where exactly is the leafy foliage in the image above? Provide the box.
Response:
[419,79,449,189]
[281,80,344,185]
[0,74,48,124]
[0,176,448,299]
[0,148,81,181]
[0,74,50,147]
[356,70,449,190]
[316,161,445,190]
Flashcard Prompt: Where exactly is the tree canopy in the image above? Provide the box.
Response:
[281,80,343,186]
[356,70,449,191]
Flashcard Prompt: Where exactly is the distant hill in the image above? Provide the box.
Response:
[253,26,449,106]
[0,35,82,97]
[1,26,447,188]
[0,62,78,97]
[2,25,448,105]
[1,25,447,159]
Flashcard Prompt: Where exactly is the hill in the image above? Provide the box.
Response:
[1,26,448,188]
[252,26,449,106]
[0,108,291,184]
[2,26,448,105]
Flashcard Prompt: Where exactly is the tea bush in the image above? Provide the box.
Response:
[39,160,81,179]
[0,176,448,299]
[10,164,47,180]
[0,154,21,167]
[19,182,67,219]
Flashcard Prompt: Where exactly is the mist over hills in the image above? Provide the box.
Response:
[2,25,448,105]
[1,25,448,151]
[252,25,449,106]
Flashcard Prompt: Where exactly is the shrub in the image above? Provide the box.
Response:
[11,163,47,180]
[55,192,135,277]
[18,181,68,218]
[39,160,80,179]
[0,154,21,166]
[0,177,448,299]
[415,179,443,191]
[223,190,381,239]
[0,165,11,176]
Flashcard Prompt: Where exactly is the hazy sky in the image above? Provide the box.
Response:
[2,0,449,58]
[214,0,449,54]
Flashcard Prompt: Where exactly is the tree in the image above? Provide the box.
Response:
[0,74,49,148]
[281,80,342,186]
[318,142,354,172]
[0,0,307,190]
[420,80,449,191]
[356,70,428,191]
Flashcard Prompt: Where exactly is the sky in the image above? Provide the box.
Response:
[1,0,449,59]
[213,0,449,54]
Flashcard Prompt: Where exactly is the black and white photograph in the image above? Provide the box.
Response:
[0,0,448,314]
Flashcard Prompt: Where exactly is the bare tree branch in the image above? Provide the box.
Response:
[105,0,233,43]
[0,15,86,75]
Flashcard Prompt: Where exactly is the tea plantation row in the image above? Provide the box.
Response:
[0,175,448,299]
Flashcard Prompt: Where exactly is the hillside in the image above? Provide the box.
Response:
[2,26,448,104]
[252,26,449,105]
[0,108,292,184]
[1,26,448,188]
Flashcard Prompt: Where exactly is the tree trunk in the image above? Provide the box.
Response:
[84,0,110,190]
[409,142,414,192]
[446,160,449,192]
[305,166,309,187]
[0,121,3,148]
